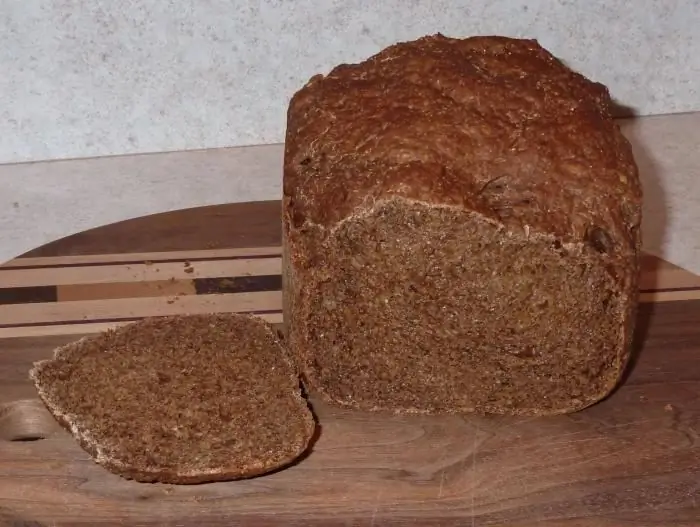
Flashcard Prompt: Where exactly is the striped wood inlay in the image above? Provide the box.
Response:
[0,257,281,288]
[1,247,699,339]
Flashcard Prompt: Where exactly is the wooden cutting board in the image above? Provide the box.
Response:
[0,200,698,526]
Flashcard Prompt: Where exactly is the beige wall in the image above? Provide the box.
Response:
[1,0,698,163]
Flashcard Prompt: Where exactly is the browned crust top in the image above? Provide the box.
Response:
[284,34,641,250]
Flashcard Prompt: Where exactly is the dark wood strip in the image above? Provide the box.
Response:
[4,253,281,271]
[20,201,282,258]
[195,275,283,295]
[0,285,57,305]
[57,280,196,302]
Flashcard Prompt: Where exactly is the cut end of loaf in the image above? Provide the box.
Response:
[294,199,635,416]
[30,314,315,484]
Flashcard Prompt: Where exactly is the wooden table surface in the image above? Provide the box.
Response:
[0,200,699,526]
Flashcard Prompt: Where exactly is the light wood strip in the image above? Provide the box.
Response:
[1,246,282,268]
[0,321,135,338]
[0,291,281,326]
[0,258,282,288]
[639,289,700,303]
[0,312,284,339]
[639,253,700,291]
[57,279,196,301]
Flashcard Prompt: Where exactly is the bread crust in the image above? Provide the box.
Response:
[283,34,642,415]
[284,34,641,242]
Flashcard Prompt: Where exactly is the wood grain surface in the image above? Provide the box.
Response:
[0,201,699,526]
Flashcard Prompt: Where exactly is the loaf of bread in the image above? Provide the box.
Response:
[282,34,642,416]
[30,314,315,483]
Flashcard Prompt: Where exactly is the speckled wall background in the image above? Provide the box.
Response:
[1,0,698,164]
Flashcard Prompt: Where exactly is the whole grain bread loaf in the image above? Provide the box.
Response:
[282,34,642,416]
[30,314,315,483]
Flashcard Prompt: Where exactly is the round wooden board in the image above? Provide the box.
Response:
[0,201,699,526]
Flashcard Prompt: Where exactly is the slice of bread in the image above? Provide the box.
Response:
[29,314,315,484]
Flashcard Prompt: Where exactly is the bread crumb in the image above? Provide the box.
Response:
[639,395,647,402]
[184,267,194,274]
[184,261,192,268]
[167,299,176,305]
[664,404,674,412]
